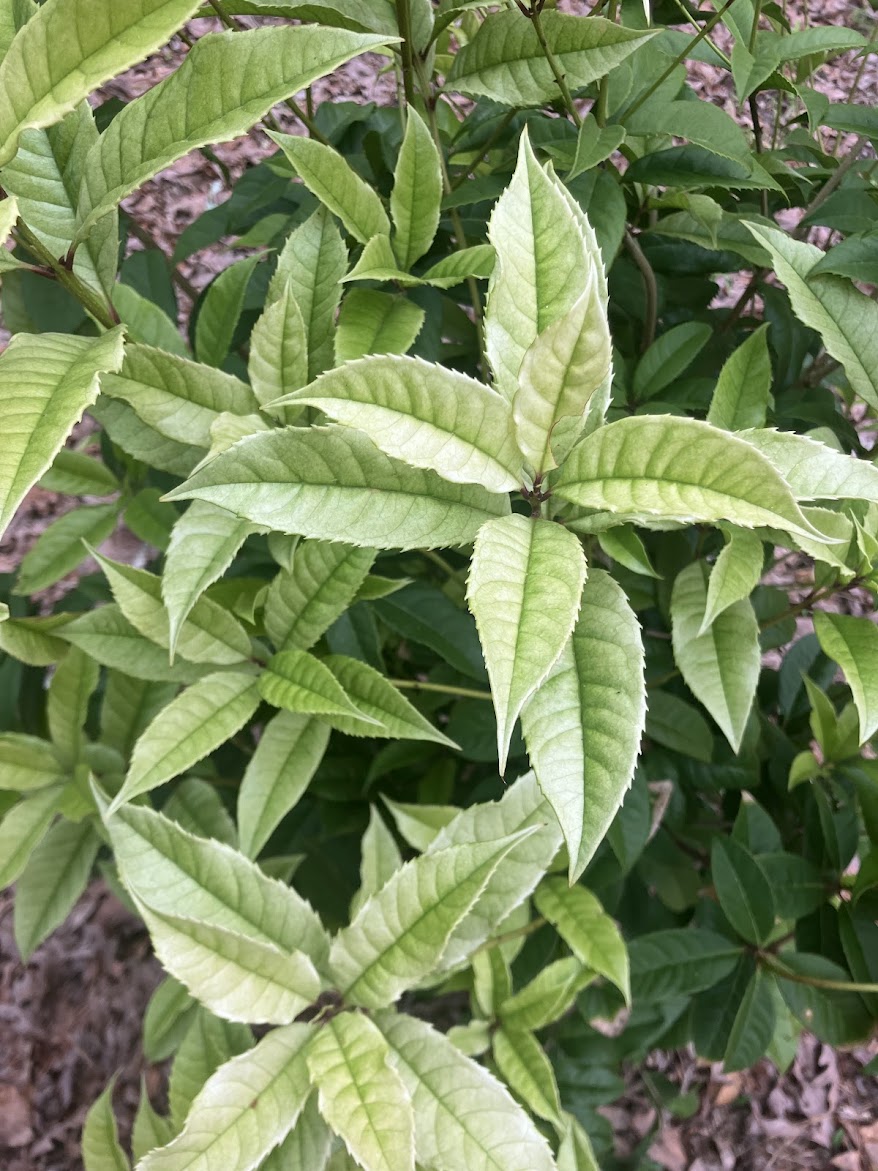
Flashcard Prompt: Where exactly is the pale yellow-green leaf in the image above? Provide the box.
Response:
[740,427,878,505]
[0,732,65,791]
[335,290,424,364]
[700,529,764,633]
[376,1011,558,1171]
[238,711,330,859]
[814,611,878,743]
[492,1028,561,1124]
[499,957,594,1033]
[321,655,458,746]
[351,806,403,918]
[533,877,630,1003]
[163,501,259,659]
[391,106,441,270]
[707,323,772,431]
[554,415,824,542]
[75,28,397,239]
[485,132,592,402]
[271,355,524,493]
[269,130,390,245]
[743,221,878,412]
[0,0,202,167]
[330,830,534,1008]
[101,798,329,966]
[467,514,587,771]
[307,1013,415,1171]
[248,279,309,410]
[92,550,252,666]
[15,501,118,596]
[557,1114,600,1171]
[131,1083,174,1164]
[110,671,261,810]
[265,540,376,653]
[259,648,377,723]
[164,425,511,549]
[60,605,208,684]
[99,344,258,449]
[0,328,124,538]
[259,1095,331,1171]
[139,1024,314,1171]
[671,561,760,752]
[514,273,611,474]
[47,645,99,765]
[14,817,99,959]
[521,569,645,881]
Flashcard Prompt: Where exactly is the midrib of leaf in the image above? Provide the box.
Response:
[723,860,760,941]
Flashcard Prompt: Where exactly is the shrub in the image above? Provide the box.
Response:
[0,0,876,1167]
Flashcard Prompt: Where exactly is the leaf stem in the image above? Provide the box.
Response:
[624,229,658,352]
[422,549,467,583]
[11,220,118,330]
[390,678,493,702]
[761,954,878,995]
[529,4,582,126]
[396,0,417,107]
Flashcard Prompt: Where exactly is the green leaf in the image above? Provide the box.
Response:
[493,1028,561,1124]
[597,526,660,579]
[266,540,376,652]
[629,929,743,1002]
[90,396,202,478]
[323,655,459,746]
[557,1114,600,1171]
[420,244,496,288]
[143,976,197,1064]
[633,323,712,402]
[14,818,100,959]
[81,1079,129,1171]
[0,732,65,791]
[260,1096,331,1171]
[707,324,772,431]
[330,829,533,1008]
[554,415,821,542]
[274,355,523,493]
[0,786,63,887]
[625,98,751,164]
[163,502,259,658]
[39,448,119,497]
[514,269,611,475]
[724,968,777,1072]
[376,1011,557,1171]
[533,877,629,1003]
[2,103,118,297]
[775,954,873,1045]
[93,550,252,666]
[0,328,124,538]
[61,605,207,684]
[427,772,562,969]
[164,425,511,549]
[521,568,645,879]
[467,514,586,771]
[374,583,487,681]
[0,612,75,666]
[815,611,878,743]
[809,231,878,284]
[249,279,309,410]
[391,107,441,270]
[499,957,593,1033]
[0,0,201,167]
[269,130,390,245]
[139,1024,314,1171]
[711,836,775,945]
[352,806,403,918]
[75,28,396,239]
[270,207,347,381]
[238,712,330,859]
[15,501,117,596]
[307,1012,415,1171]
[671,561,759,753]
[168,1009,253,1127]
[113,284,188,357]
[701,530,764,633]
[335,290,424,363]
[259,648,376,723]
[195,254,261,368]
[743,221,878,412]
[448,10,654,106]
[109,671,261,810]
[485,132,594,403]
[103,794,327,960]
[163,777,237,847]
[382,797,459,852]
[48,645,99,765]
[131,1083,174,1165]
[100,343,259,449]
[740,428,878,505]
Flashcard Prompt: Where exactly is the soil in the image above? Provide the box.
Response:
[1,3,877,1169]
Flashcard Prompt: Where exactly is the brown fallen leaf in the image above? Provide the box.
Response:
[0,1084,33,1148]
